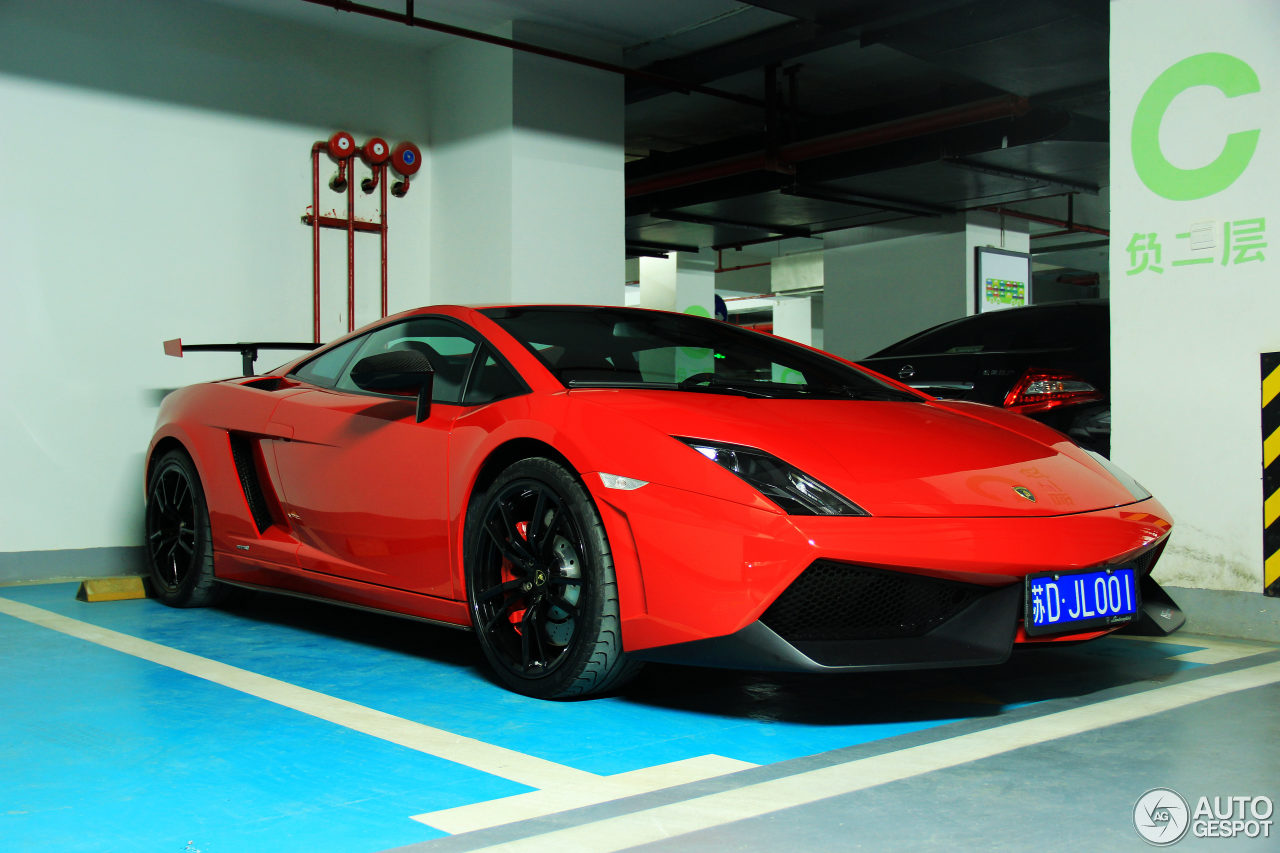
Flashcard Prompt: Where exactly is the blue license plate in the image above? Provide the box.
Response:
[1025,567,1139,636]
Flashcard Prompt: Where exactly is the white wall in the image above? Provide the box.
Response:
[1111,0,1280,592]
[427,23,624,306]
[511,26,624,304]
[424,36,515,305]
[0,1,433,560]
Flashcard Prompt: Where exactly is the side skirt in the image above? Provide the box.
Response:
[213,551,471,629]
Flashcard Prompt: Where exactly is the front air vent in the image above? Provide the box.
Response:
[761,561,987,642]
[1126,545,1163,577]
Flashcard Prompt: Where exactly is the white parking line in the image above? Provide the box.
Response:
[0,595,587,788]
[1114,632,1277,664]
[461,659,1280,852]
[412,755,757,833]
[0,595,754,812]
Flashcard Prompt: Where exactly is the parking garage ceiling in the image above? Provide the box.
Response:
[229,0,1111,262]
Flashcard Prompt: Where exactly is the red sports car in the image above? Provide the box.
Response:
[145,304,1179,699]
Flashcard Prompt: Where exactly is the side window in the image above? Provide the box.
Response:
[289,337,363,388]
[336,317,479,404]
[463,349,527,405]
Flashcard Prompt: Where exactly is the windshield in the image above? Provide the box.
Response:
[482,306,918,401]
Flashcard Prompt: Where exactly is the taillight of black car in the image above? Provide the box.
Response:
[1002,368,1103,414]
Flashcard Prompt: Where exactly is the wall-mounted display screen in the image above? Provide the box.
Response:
[975,247,1032,313]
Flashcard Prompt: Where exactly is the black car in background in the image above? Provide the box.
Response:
[858,300,1111,456]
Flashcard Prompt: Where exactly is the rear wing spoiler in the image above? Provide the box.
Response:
[163,339,320,376]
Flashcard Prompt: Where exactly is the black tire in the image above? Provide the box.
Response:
[465,457,641,699]
[145,449,223,607]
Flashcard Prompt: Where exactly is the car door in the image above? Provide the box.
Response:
[267,316,482,599]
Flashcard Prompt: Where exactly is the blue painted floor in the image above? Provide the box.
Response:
[1,581,1274,852]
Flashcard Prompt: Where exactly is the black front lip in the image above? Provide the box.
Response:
[632,583,1022,673]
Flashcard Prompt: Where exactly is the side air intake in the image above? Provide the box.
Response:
[228,433,275,534]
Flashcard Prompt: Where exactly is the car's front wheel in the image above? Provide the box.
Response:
[145,448,223,607]
[465,457,640,699]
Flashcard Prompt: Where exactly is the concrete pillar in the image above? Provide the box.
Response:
[821,214,1028,360]
[637,253,714,315]
[772,297,813,346]
[637,253,715,382]
[1111,0,1279,594]
[425,23,623,305]
[769,253,820,345]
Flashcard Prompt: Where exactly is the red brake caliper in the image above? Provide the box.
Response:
[505,520,531,628]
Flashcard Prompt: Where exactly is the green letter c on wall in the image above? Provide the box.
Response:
[1131,52,1261,200]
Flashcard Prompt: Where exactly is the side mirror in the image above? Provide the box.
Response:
[350,350,435,422]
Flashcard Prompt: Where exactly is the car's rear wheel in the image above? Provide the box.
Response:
[465,457,640,699]
[145,449,222,607]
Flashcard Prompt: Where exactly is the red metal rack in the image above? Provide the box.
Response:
[301,131,421,342]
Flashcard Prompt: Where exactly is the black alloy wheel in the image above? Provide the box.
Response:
[145,449,222,607]
[466,457,639,699]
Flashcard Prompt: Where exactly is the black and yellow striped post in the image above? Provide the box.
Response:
[1263,353,1280,597]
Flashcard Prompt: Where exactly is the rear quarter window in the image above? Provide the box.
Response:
[290,337,362,388]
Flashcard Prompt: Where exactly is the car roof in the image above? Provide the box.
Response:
[866,299,1108,359]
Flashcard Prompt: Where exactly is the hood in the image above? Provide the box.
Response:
[569,389,1137,518]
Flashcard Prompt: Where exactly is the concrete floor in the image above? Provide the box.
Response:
[1,580,1277,852]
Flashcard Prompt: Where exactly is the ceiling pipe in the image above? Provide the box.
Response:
[716,249,774,273]
[626,246,672,258]
[710,214,916,252]
[704,192,1094,255]
[1031,237,1109,253]
[653,209,811,238]
[982,206,1108,237]
[626,94,1030,198]
[783,184,951,217]
[626,238,701,255]
[299,0,766,108]
[944,157,1099,195]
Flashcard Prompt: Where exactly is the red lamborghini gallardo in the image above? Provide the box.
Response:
[145,304,1180,698]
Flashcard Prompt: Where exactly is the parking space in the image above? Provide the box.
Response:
[3,581,1277,852]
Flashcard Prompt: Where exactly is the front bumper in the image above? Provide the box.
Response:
[588,477,1173,669]
[635,552,1183,673]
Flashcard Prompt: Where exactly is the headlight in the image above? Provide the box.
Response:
[677,437,868,516]
[1085,450,1152,501]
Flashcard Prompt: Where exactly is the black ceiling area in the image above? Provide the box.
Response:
[293,0,1111,263]
[621,0,1109,257]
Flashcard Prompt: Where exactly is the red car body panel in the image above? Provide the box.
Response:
[147,304,1174,668]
